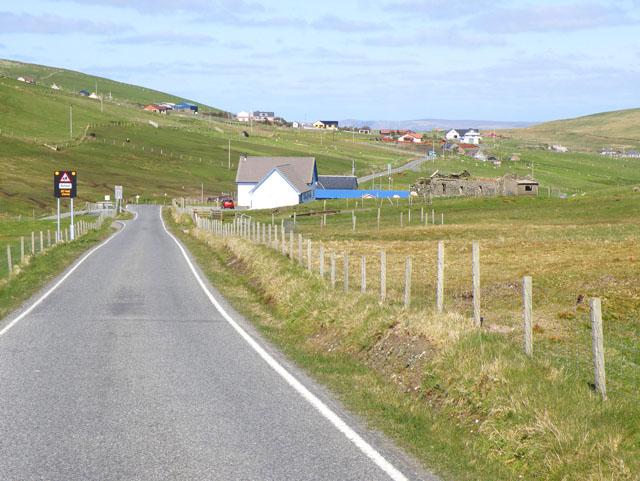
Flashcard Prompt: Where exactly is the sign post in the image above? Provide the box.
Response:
[115,185,123,213]
[54,170,77,240]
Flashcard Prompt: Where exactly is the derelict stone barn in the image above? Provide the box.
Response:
[412,170,539,198]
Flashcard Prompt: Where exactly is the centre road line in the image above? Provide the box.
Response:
[0,213,133,340]
[160,206,410,481]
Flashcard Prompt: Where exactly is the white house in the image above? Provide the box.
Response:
[445,128,482,144]
[237,111,250,122]
[235,156,318,209]
[445,129,463,140]
[462,129,482,145]
[292,121,300,128]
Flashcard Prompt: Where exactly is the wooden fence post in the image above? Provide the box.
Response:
[404,258,412,309]
[330,252,336,288]
[6,244,11,275]
[289,231,293,259]
[590,297,607,400]
[352,215,356,233]
[40,231,43,252]
[380,250,386,301]
[432,209,435,225]
[408,210,411,223]
[523,276,533,356]
[268,224,272,248]
[47,230,51,247]
[20,237,24,263]
[281,225,286,255]
[472,242,481,327]
[320,245,325,278]
[420,207,424,222]
[307,240,312,271]
[400,212,403,229]
[31,232,35,254]
[298,234,303,266]
[377,207,381,231]
[343,253,349,293]
[437,241,444,312]
[361,255,366,293]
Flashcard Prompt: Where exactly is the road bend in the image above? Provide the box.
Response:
[0,205,432,481]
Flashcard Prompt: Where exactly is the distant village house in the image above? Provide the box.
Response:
[313,120,339,130]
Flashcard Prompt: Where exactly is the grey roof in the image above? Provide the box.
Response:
[236,156,316,185]
[320,120,339,126]
[317,175,358,190]
[266,164,311,194]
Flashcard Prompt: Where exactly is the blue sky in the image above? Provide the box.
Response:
[2,0,638,122]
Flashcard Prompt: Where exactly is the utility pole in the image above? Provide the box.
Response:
[228,138,231,170]
[69,105,72,140]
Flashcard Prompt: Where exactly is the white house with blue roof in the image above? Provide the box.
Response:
[235,156,318,209]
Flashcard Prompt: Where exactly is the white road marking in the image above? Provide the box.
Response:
[160,207,409,481]
[0,220,127,339]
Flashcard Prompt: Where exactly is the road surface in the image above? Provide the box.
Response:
[357,155,435,184]
[0,205,435,481]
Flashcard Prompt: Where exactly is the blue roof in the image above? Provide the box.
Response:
[315,189,409,199]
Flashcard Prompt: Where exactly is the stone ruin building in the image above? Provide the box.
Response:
[411,170,539,198]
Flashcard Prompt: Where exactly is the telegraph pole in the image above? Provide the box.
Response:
[69,105,72,140]
[228,138,231,170]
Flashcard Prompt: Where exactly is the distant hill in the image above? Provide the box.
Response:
[501,107,640,150]
[340,118,539,131]
[0,58,224,113]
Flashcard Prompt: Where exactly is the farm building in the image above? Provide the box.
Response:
[174,101,198,113]
[143,104,160,113]
[17,76,36,84]
[411,170,538,197]
[317,175,358,190]
[235,156,318,209]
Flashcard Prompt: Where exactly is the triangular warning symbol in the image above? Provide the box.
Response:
[60,172,71,182]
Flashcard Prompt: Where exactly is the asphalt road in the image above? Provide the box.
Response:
[357,155,435,184]
[0,205,436,481]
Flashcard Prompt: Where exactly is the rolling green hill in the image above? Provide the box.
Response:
[500,107,640,151]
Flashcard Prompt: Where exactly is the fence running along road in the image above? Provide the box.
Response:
[0,205,431,481]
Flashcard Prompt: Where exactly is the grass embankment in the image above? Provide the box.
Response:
[169,189,639,480]
[0,212,132,320]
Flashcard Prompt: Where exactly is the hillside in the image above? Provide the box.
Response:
[0,58,224,113]
[500,107,640,151]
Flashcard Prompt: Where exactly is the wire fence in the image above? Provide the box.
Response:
[182,204,638,403]
[0,210,115,281]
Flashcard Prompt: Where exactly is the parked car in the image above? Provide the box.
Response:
[222,199,234,209]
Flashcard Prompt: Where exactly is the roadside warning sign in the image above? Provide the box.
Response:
[54,170,77,198]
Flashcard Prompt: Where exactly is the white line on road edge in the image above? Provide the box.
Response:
[0,221,127,339]
[160,207,409,481]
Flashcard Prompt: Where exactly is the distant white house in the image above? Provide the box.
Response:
[235,156,318,209]
[292,121,300,128]
[89,92,101,99]
[398,132,423,143]
[237,111,250,122]
[600,148,617,156]
[462,129,482,145]
[445,128,482,145]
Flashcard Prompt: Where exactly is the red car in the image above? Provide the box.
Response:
[222,199,234,209]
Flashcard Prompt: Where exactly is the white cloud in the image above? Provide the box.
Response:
[0,11,130,34]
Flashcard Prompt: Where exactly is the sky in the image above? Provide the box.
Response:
[1,0,639,123]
